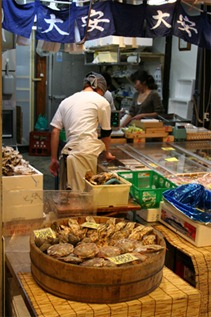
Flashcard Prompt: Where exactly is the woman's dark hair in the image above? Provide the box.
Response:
[101,72,112,88]
[130,70,157,90]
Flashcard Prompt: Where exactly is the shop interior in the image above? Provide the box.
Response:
[1,0,211,317]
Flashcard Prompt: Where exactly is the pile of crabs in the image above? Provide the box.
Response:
[34,216,165,267]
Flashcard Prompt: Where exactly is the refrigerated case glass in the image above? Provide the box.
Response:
[118,143,211,175]
[173,141,211,167]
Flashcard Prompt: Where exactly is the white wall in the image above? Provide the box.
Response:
[153,35,198,119]
[169,36,198,99]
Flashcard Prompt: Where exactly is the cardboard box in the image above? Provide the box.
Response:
[2,166,43,222]
[159,202,211,247]
[94,51,118,63]
[84,177,131,208]
[131,119,164,129]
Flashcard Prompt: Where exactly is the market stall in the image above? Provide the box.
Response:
[3,140,211,317]
[5,218,201,317]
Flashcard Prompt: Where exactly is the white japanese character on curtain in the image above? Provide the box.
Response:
[177,14,198,37]
[42,14,69,35]
[151,10,172,30]
[81,9,110,32]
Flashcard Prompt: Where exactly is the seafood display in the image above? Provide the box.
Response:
[85,171,123,185]
[167,172,211,190]
[34,216,165,267]
[31,216,166,303]
[2,146,35,176]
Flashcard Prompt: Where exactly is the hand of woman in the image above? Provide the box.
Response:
[132,114,144,121]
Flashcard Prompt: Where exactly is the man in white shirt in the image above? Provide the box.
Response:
[49,72,115,191]
[104,90,116,111]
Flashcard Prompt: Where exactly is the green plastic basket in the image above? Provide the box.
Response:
[117,170,177,208]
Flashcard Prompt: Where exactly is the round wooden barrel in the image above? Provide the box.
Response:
[30,216,166,303]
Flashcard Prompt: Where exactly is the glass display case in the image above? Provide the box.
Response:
[173,141,211,167]
[98,142,211,189]
[115,142,211,175]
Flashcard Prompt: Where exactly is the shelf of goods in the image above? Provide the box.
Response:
[84,36,162,65]
[107,55,164,102]
[84,36,164,111]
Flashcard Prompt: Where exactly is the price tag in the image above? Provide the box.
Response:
[107,253,138,265]
[161,147,175,151]
[149,163,157,168]
[165,157,178,162]
[33,227,56,239]
[81,222,100,229]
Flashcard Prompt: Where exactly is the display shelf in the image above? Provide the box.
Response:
[84,49,140,65]
[168,99,193,121]
[84,50,164,66]
[173,142,211,167]
[175,140,211,150]
[116,144,173,177]
[122,143,211,173]
[168,79,195,120]
[84,50,164,110]
[84,35,153,65]
[105,143,211,186]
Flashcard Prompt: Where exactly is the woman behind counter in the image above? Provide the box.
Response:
[120,70,164,127]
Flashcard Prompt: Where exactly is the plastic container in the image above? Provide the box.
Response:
[29,131,51,156]
[2,166,43,222]
[84,177,131,208]
[117,170,176,208]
